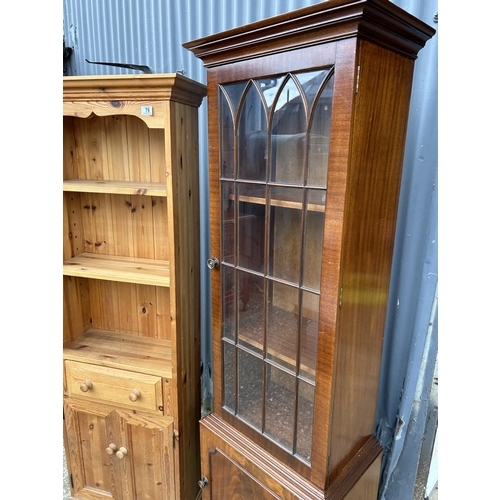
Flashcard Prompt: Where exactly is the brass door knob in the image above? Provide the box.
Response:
[80,380,93,392]
[129,389,141,402]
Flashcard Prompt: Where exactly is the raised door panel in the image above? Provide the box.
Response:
[208,448,280,500]
[106,409,175,500]
[64,400,116,500]
[64,400,175,500]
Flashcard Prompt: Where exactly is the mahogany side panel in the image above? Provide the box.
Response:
[327,39,415,478]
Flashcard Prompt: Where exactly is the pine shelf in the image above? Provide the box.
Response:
[63,179,167,197]
[63,253,170,287]
[63,328,172,378]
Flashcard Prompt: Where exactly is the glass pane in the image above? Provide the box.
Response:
[269,186,302,284]
[259,75,287,109]
[296,69,330,111]
[237,349,263,431]
[237,272,264,356]
[222,265,235,341]
[237,183,265,273]
[221,181,235,265]
[223,81,247,111]
[299,290,319,383]
[295,379,315,462]
[270,77,306,184]
[219,89,235,178]
[303,189,326,290]
[238,82,267,182]
[266,281,299,372]
[223,340,235,413]
[272,76,301,115]
[264,364,295,452]
[308,71,334,187]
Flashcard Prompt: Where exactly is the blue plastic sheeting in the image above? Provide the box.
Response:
[63,1,438,497]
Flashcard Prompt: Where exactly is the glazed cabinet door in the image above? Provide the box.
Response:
[217,68,334,465]
[64,400,175,500]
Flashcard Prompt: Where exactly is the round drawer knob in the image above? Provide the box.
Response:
[80,380,93,392]
[129,389,141,402]
[105,443,117,455]
[116,447,128,459]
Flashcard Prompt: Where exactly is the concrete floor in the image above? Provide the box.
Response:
[63,448,71,500]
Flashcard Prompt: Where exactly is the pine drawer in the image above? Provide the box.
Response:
[64,360,164,415]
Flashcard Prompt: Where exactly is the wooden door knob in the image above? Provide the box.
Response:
[105,443,117,455]
[80,380,93,392]
[116,447,128,459]
[129,389,141,402]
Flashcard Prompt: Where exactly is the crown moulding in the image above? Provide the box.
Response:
[183,0,436,66]
[63,73,207,107]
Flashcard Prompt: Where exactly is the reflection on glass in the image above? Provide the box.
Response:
[221,182,235,265]
[222,265,235,341]
[237,271,264,356]
[264,364,295,452]
[295,379,315,462]
[259,75,287,109]
[270,76,307,185]
[303,190,326,291]
[308,71,334,187]
[238,82,267,182]
[223,81,248,112]
[223,341,235,412]
[266,281,298,372]
[269,186,302,283]
[237,183,265,273]
[219,88,235,178]
[237,349,263,431]
[299,290,319,383]
[297,69,329,111]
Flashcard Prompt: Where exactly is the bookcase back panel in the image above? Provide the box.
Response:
[63,277,171,342]
[63,192,168,260]
[89,279,171,339]
[64,115,167,183]
[64,275,91,345]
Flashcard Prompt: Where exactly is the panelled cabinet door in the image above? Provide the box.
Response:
[64,400,175,500]
[64,400,115,499]
[208,448,281,500]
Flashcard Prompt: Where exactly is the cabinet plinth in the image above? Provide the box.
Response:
[184,0,434,498]
[63,73,206,500]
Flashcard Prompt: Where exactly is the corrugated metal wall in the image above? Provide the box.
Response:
[63,2,438,498]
